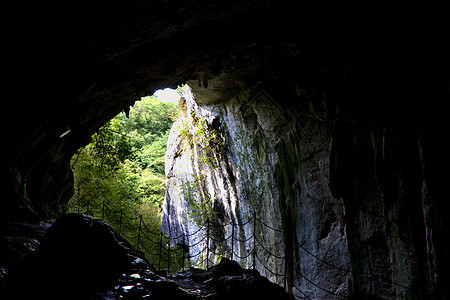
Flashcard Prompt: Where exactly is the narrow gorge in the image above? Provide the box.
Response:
[2,1,448,299]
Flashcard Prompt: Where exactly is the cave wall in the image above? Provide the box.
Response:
[162,85,351,297]
[161,79,448,298]
[2,1,449,298]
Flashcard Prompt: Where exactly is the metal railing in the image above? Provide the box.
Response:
[74,200,413,299]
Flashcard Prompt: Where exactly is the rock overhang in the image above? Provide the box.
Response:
[1,2,449,298]
[3,0,448,234]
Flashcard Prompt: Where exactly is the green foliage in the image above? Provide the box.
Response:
[88,118,133,170]
[192,114,225,156]
[67,94,180,267]
[115,96,179,175]
[178,111,225,167]
[176,110,227,228]
[180,175,217,227]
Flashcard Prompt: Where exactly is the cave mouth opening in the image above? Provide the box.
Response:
[63,86,187,267]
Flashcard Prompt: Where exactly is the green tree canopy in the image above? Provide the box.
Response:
[67,94,179,255]
[69,95,178,210]
[65,90,188,272]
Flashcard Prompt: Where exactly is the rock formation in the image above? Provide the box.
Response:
[162,81,447,298]
[2,1,449,299]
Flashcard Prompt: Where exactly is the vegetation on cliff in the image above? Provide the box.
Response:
[176,109,226,226]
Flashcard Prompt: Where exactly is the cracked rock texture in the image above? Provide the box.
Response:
[162,85,350,298]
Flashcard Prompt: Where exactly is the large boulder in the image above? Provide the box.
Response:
[185,258,295,300]
[110,258,295,300]
[6,214,149,299]
[5,215,295,300]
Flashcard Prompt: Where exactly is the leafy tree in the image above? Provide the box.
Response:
[66,94,181,270]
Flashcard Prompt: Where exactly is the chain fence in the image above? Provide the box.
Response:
[74,200,412,299]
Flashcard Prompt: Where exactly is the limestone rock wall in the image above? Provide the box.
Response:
[161,83,446,298]
[161,86,351,298]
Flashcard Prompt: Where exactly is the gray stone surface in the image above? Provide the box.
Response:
[162,86,351,298]
[161,81,445,298]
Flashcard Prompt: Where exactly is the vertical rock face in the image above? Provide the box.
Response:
[162,83,445,299]
[162,85,351,298]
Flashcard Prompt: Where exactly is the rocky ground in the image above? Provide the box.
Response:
[1,214,293,300]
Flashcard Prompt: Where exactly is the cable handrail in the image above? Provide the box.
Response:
[186,234,208,248]
[140,218,163,236]
[297,269,348,299]
[255,253,285,277]
[255,236,286,260]
[288,277,312,300]
[230,234,254,243]
[170,221,208,240]
[256,217,286,233]
[74,200,413,299]
[231,249,254,260]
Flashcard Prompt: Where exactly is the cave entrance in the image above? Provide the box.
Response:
[65,86,186,271]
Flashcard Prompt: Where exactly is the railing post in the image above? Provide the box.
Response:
[136,215,142,251]
[86,201,90,216]
[167,240,171,273]
[252,214,257,270]
[231,220,235,261]
[182,233,186,270]
[118,209,123,235]
[77,192,80,214]
[158,232,163,271]
[206,218,210,270]
[284,255,288,291]
[101,201,105,220]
